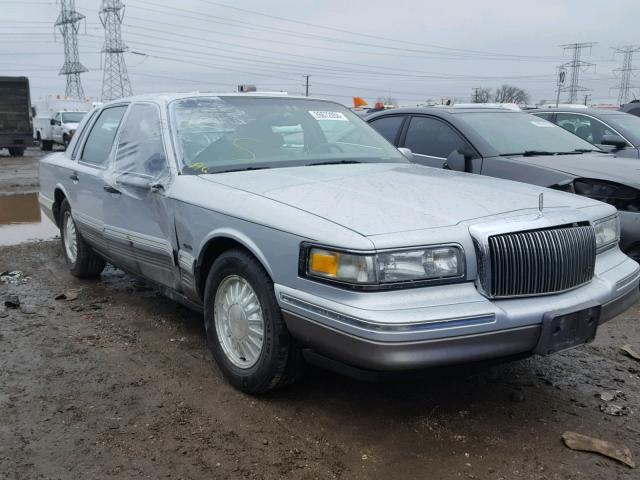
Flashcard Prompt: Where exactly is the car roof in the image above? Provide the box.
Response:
[99,92,336,108]
[529,107,628,116]
[366,106,515,118]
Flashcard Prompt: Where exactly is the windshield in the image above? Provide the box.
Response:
[169,96,406,174]
[457,112,597,155]
[601,114,640,146]
[61,111,86,123]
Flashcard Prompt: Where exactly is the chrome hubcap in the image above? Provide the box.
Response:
[214,275,264,369]
[63,213,78,263]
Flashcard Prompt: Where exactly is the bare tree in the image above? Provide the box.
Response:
[492,84,530,104]
[472,87,492,103]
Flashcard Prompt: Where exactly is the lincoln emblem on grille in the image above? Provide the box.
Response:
[538,192,544,213]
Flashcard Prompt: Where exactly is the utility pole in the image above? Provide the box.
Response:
[583,94,591,106]
[302,75,310,96]
[555,67,566,107]
[612,46,640,105]
[558,42,596,104]
[100,0,133,101]
[55,0,88,99]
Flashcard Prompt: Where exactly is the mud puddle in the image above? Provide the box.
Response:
[0,192,59,245]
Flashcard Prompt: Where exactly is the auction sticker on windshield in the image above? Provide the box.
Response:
[309,111,349,121]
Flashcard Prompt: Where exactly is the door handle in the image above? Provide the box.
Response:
[103,185,121,194]
[69,173,79,182]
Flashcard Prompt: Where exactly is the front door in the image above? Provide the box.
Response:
[103,102,177,288]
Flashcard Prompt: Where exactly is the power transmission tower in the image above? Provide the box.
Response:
[100,0,133,101]
[55,0,88,100]
[612,46,640,105]
[558,42,596,104]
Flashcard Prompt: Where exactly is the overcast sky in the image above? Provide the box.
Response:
[3,0,639,106]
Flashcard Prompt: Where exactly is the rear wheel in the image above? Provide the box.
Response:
[203,249,305,394]
[8,147,24,157]
[59,199,105,278]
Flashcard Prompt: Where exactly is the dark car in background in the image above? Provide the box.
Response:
[620,100,640,118]
[531,107,640,159]
[366,107,640,260]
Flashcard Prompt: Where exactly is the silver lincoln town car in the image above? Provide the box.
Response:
[39,93,640,393]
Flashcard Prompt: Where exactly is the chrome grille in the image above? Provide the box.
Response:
[485,225,596,298]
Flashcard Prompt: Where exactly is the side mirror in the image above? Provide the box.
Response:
[397,147,414,160]
[444,149,475,173]
[600,134,627,150]
[50,119,56,126]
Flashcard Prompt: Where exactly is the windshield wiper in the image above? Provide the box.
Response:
[209,166,270,174]
[305,160,364,166]
[500,150,556,157]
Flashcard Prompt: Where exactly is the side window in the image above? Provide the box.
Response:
[71,109,98,160]
[368,116,404,144]
[556,113,615,144]
[81,106,127,167]
[115,103,167,179]
[404,116,469,158]
[54,112,61,122]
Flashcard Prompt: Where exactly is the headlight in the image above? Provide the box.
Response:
[304,244,464,289]
[594,215,620,252]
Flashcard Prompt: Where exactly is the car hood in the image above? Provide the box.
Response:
[511,152,640,188]
[200,163,596,236]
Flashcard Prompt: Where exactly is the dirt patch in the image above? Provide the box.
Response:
[1,241,640,479]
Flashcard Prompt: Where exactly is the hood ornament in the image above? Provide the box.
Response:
[539,192,544,213]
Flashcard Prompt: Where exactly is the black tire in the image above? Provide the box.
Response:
[59,199,106,278]
[203,249,305,394]
[8,147,24,157]
[63,135,70,150]
[41,140,53,151]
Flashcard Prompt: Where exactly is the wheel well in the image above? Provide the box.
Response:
[53,189,66,227]
[196,237,258,298]
[36,131,41,140]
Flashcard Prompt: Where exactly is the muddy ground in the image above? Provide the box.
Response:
[1,149,640,479]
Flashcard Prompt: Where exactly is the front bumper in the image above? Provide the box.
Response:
[277,248,640,371]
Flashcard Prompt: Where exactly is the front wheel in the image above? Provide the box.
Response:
[59,199,106,278]
[203,249,304,394]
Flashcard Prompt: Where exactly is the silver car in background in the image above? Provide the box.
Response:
[39,93,640,393]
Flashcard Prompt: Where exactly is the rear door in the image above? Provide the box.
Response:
[72,105,128,256]
[103,102,177,287]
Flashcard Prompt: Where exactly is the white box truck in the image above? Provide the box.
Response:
[33,95,92,150]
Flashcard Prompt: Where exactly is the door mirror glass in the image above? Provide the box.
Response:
[600,134,627,149]
[50,119,56,126]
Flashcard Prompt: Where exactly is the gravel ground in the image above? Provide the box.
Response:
[1,148,640,479]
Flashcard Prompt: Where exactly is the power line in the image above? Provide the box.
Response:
[612,45,640,105]
[559,42,596,103]
[55,0,88,99]
[100,0,133,101]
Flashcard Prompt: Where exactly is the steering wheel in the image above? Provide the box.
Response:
[308,142,344,154]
